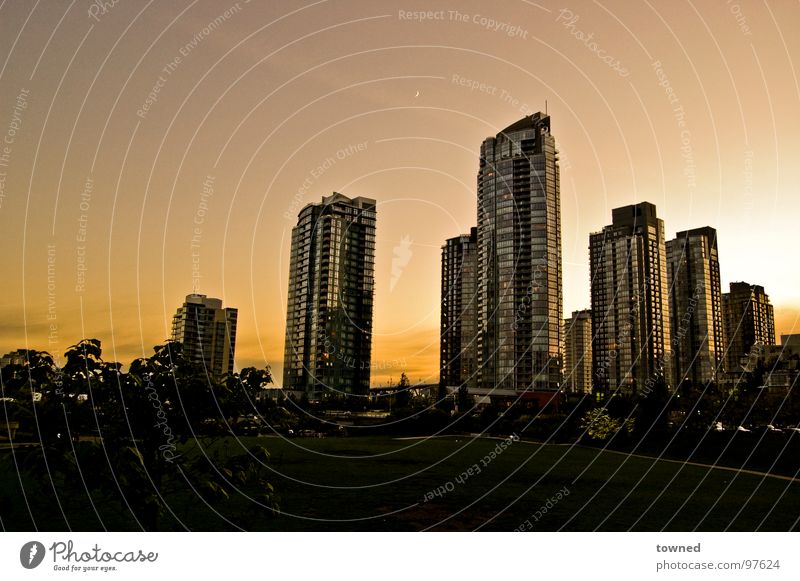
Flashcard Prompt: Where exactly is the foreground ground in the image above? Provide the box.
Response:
[2,435,799,531]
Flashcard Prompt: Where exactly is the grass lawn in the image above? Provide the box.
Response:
[3,435,799,531]
[179,435,800,531]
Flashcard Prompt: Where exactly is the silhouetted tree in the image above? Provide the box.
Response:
[4,338,279,531]
[393,372,412,410]
[633,376,671,439]
[457,385,473,414]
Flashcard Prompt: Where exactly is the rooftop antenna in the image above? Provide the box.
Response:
[545,99,548,115]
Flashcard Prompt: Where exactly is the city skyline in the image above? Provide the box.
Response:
[1,1,798,386]
[5,106,799,387]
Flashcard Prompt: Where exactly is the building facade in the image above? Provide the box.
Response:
[780,334,800,354]
[666,227,726,387]
[440,227,479,390]
[589,202,672,397]
[723,282,775,373]
[477,112,563,391]
[0,349,29,369]
[563,310,592,395]
[171,294,237,377]
[283,193,376,397]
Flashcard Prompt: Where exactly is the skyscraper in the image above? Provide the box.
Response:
[283,193,376,397]
[589,202,671,397]
[477,112,562,392]
[723,282,776,373]
[440,227,479,390]
[0,349,28,369]
[563,310,592,395]
[666,227,725,387]
[171,293,237,377]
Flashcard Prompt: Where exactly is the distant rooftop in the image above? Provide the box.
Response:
[321,192,376,208]
[184,294,224,309]
[499,111,549,135]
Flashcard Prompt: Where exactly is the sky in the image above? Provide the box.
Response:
[0,0,798,386]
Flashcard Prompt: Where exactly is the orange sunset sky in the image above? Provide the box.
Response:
[0,0,798,385]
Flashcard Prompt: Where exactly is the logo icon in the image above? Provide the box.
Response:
[390,234,413,292]
[20,541,46,569]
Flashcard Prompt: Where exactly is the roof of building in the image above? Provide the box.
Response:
[499,112,548,135]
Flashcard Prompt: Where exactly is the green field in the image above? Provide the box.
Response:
[3,435,799,531]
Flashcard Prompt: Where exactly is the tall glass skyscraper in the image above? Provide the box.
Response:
[589,202,672,398]
[666,227,725,387]
[283,193,376,397]
[563,309,593,395]
[171,293,238,378]
[440,227,479,390]
[477,113,563,391]
[723,282,775,373]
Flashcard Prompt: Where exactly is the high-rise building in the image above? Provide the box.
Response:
[666,227,725,387]
[171,294,237,377]
[477,112,563,391]
[440,227,479,390]
[781,334,800,355]
[0,349,28,369]
[723,282,775,373]
[589,202,672,397]
[563,310,592,395]
[283,193,376,397]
